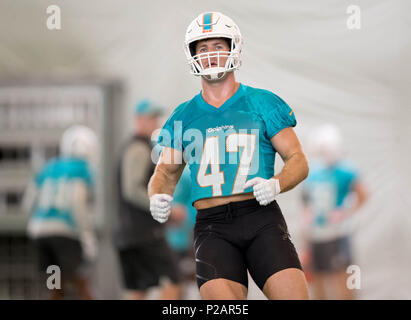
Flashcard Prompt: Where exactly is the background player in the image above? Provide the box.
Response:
[300,124,368,299]
[114,100,181,300]
[23,125,98,300]
[148,12,309,300]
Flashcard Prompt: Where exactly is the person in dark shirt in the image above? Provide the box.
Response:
[114,100,181,300]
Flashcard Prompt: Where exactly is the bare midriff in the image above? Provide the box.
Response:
[193,192,255,210]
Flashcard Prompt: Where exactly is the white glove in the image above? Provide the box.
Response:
[244,177,281,206]
[150,194,173,223]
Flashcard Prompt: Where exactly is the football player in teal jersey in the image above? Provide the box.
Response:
[24,125,98,299]
[300,124,368,299]
[148,12,309,300]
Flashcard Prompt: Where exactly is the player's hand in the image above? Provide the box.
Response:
[150,194,173,223]
[244,177,281,206]
[329,209,347,224]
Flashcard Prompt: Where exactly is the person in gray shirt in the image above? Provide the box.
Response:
[114,100,181,300]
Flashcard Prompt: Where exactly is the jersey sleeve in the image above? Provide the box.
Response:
[259,91,297,139]
[335,162,360,199]
[344,164,359,189]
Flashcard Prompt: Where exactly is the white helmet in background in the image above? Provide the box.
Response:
[184,12,243,81]
[60,125,98,165]
[308,124,343,165]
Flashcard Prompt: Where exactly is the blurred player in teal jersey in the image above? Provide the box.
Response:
[23,125,98,299]
[300,124,368,299]
[148,12,310,299]
[166,167,197,299]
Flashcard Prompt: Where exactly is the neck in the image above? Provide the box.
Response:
[201,72,239,108]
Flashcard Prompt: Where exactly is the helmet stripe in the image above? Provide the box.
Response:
[202,12,213,33]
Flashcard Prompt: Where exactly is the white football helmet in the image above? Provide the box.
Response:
[184,12,243,81]
[60,125,98,165]
[308,124,343,165]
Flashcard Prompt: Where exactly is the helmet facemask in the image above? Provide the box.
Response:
[187,37,240,81]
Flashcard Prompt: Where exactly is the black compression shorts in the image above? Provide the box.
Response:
[194,198,302,290]
[33,236,83,278]
[311,236,352,273]
[118,239,181,291]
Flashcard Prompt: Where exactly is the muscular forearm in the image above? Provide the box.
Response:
[148,164,182,198]
[274,152,309,193]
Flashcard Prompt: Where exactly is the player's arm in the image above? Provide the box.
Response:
[72,181,97,261]
[342,180,367,220]
[244,127,309,206]
[122,141,152,211]
[21,179,38,215]
[148,147,185,196]
[271,127,309,193]
[351,180,367,212]
[147,147,186,223]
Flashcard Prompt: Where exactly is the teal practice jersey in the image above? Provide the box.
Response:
[30,157,94,231]
[302,161,358,226]
[157,83,296,204]
[302,160,359,241]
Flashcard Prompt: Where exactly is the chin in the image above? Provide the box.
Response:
[202,70,232,82]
